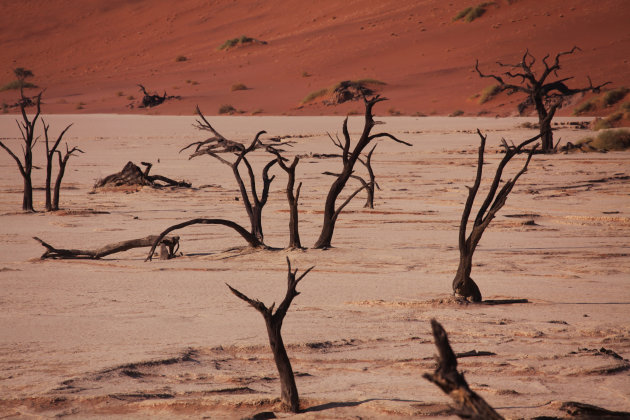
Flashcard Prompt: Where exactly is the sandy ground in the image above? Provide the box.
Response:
[0,114,629,419]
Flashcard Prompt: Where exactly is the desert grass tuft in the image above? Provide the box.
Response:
[593,112,624,130]
[218,104,237,114]
[301,79,386,104]
[301,88,329,104]
[231,83,248,91]
[453,2,494,22]
[602,87,629,107]
[478,84,501,104]
[449,109,464,117]
[578,129,630,151]
[219,35,265,50]
[573,99,596,115]
[175,55,188,62]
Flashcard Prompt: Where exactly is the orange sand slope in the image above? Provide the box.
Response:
[1,0,629,116]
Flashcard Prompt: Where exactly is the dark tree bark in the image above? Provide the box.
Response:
[94,161,191,189]
[313,95,411,249]
[453,130,540,302]
[182,106,280,243]
[137,84,177,108]
[358,144,379,208]
[227,257,314,413]
[475,47,610,153]
[145,218,264,261]
[423,319,504,420]
[35,235,179,260]
[0,91,43,212]
[42,120,81,211]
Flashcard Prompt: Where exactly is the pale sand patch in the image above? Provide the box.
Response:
[0,115,628,418]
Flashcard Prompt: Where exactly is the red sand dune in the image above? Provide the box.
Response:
[1,0,629,116]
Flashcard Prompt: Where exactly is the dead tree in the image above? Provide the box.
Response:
[423,319,504,419]
[313,95,411,249]
[0,91,43,211]
[94,161,191,189]
[182,106,279,243]
[42,120,79,211]
[475,47,610,153]
[35,235,180,260]
[453,130,540,302]
[227,257,314,413]
[137,84,177,108]
[267,146,303,249]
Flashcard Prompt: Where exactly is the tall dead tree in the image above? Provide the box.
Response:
[267,146,303,249]
[453,130,540,302]
[227,257,314,413]
[42,119,80,211]
[475,47,610,153]
[313,95,411,249]
[0,91,43,211]
[182,106,279,243]
[423,319,504,419]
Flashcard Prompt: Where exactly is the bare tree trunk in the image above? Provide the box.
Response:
[453,130,539,302]
[314,96,410,249]
[227,257,313,412]
[423,319,504,419]
[35,235,179,259]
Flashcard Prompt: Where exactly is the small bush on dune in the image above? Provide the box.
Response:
[0,80,37,91]
[573,99,596,115]
[219,35,266,50]
[231,83,248,91]
[602,87,629,107]
[175,55,188,62]
[449,109,464,117]
[301,79,386,105]
[479,84,501,104]
[593,112,624,130]
[578,129,630,151]
[218,104,237,114]
[453,2,495,22]
[301,88,328,104]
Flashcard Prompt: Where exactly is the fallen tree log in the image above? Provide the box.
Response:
[94,161,191,189]
[145,218,265,261]
[34,235,179,259]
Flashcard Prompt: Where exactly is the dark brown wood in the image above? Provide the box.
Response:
[42,120,82,211]
[0,90,43,212]
[34,235,179,260]
[137,84,178,108]
[313,95,411,249]
[94,161,190,189]
[475,47,610,153]
[145,218,264,261]
[227,257,314,413]
[453,130,540,302]
[182,106,278,243]
[423,319,504,420]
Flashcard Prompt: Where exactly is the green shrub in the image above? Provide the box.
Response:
[579,129,630,151]
[301,79,386,104]
[218,104,237,114]
[175,55,188,62]
[602,87,629,107]
[479,84,501,104]
[231,83,248,91]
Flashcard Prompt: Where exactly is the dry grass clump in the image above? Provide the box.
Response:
[578,129,630,151]
[574,87,629,115]
[231,83,248,91]
[218,104,237,115]
[593,112,625,130]
[175,55,188,62]
[478,84,501,104]
[453,2,495,22]
[219,35,266,50]
[301,79,386,104]
[449,109,464,117]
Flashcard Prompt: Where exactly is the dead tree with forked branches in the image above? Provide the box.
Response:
[424,319,504,419]
[266,146,303,249]
[453,130,540,302]
[0,91,43,211]
[42,120,82,211]
[475,47,610,153]
[227,257,314,413]
[313,95,411,248]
